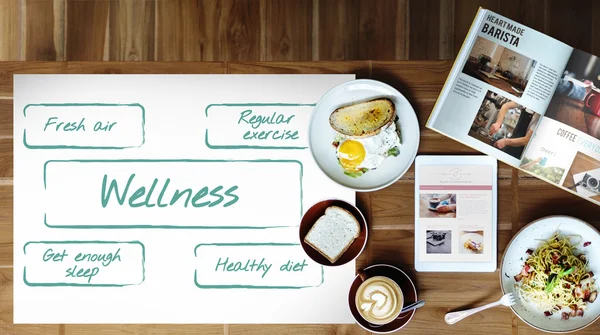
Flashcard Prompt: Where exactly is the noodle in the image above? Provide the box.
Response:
[514,231,597,318]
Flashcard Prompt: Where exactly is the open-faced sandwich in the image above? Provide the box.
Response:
[330,98,401,178]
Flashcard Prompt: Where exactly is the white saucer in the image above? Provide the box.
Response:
[308,79,420,192]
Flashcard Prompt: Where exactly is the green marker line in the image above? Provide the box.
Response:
[22,103,145,149]
[204,103,316,117]
[193,271,319,290]
[204,131,308,150]
[43,214,297,230]
[22,240,145,287]
[194,242,300,257]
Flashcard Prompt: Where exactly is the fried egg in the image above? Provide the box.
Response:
[335,122,401,175]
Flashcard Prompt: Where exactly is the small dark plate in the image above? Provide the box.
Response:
[349,264,417,334]
[299,199,368,267]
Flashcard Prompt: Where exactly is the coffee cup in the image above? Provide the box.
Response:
[354,270,404,325]
[584,88,600,116]
[348,264,420,334]
[429,197,441,209]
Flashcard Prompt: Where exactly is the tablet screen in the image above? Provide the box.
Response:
[417,165,494,263]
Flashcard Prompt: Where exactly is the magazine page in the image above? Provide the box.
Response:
[427,9,573,167]
[518,49,600,205]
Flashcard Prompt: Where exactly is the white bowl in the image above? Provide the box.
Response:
[308,79,420,192]
[500,216,600,333]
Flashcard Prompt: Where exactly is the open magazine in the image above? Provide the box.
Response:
[427,8,600,206]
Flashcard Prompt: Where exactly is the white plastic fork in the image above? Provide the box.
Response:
[444,293,517,325]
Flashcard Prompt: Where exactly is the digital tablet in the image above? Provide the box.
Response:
[414,155,497,272]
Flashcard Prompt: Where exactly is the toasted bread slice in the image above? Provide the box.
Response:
[304,206,361,263]
[330,98,396,137]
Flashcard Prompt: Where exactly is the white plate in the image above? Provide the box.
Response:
[459,232,483,254]
[500,216,600,333]
[308,79,420,192]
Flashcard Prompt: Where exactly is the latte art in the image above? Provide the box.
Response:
[355,276,403,324]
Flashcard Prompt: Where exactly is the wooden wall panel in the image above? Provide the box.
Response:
[263,0,313,61]
[496,0,545,34]
[65,324,223,335]
[438,0,455,60]
[358,0,401,60]
[66,0,110,61]
[594,1,600,56]
[3,0,598,62]
[0,62,67,97]
[228,324,368,335]
[24,0,65,61]
[0,99,12,138]
[155,0,215,61]
[0,0,19,61]
[0,268,59,334]
[452,0,498,58]
[409,0,440,60]
[109,0,155,61]
[316,0,359,61]
[545,0,593,54]
[218,0,261,61]
[0,186,12,267]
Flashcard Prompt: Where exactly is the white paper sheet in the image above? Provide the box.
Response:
[13,74,356,323]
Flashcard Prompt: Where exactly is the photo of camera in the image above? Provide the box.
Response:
[581,173,600,194]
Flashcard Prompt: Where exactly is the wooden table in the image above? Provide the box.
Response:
[1,61,599,335]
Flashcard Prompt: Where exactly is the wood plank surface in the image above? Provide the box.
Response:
[109,0,155,61]
[544,0,592,54]
[67,61,226,74]
[217,0,261,61]
[66,0,110,61]
[0,62,67,97]
[0,0,19,61]
[263,0,313,61]
[409,0,440,60]
[228,61,371,77]
[228,324,368,335]
[496,0,546,34]
[65,324,224,335]
[0,0,597,62]
[316,0,359,61]
[155,0,210,61]
[0,140,12,179]
[0,186,12,267]
[0,99,12,138]
[358,0,399,60]
[3,60,600,335]
[24,0,63,61]
[452,0,498,58]
[0,268,58,335]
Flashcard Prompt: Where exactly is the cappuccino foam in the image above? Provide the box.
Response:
[355,276,403,324]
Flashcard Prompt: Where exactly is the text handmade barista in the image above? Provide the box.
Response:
[481,14,524,47]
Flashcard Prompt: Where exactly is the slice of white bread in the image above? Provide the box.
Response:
[304,206,361,263]
[329,98,396,138]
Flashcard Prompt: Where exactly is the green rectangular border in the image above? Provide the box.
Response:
[43,159,303,229]
[204,103,314,150]
[23,240,145,287]
[193,243,324,289]
[23,103,145,149]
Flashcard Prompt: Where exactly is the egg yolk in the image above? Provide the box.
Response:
[338,140,366,171]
